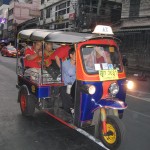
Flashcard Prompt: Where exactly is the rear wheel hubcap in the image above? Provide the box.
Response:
[21,95,26,111]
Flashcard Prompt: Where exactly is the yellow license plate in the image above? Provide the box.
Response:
[99,69,118,81]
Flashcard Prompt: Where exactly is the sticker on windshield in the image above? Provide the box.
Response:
[109,47,114,52]
[99,69,118,81]
[108,64,114,69]
[94,64,101,71]
[102,63,108,70]
[31,85,36,93]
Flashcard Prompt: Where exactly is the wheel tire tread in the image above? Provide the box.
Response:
[19,88,35,116]
[95,115,126,150]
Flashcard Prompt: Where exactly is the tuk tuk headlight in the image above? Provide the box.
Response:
[80,84,96,95]
[88,85,96,95]
[109,83,119,96]
[126,80,134,90]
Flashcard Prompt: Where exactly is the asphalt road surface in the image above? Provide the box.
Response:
[0,55,150,150]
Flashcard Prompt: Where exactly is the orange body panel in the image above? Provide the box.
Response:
[101,81,114,99]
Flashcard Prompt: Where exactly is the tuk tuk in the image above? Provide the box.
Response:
[16,25,132,149]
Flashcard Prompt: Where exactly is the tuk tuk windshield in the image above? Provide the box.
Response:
[81,45,122,73]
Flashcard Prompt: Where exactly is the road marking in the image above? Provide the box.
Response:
[127,94,150,102]
[76,128,109,150]
[44,110,109,150]
[127,108,150,118]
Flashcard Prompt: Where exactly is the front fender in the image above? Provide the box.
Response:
[92,98,127,112]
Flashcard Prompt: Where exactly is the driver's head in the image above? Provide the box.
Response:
[95,47,104,56]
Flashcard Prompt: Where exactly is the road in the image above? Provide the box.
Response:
[0,55,150,150]
[120,79,150,150]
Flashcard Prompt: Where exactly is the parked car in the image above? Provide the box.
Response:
[1,46,20,57]
[0,40,8,51]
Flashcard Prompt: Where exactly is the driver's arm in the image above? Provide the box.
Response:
[25,53,38,60]
[25,48,39,60]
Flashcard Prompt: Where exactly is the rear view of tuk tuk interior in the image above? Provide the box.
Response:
[16,25,133,150]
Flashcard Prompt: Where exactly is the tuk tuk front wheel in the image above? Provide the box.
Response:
[96,115,125,150]
[19,88,35,116]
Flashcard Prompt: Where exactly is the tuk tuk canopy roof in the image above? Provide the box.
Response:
[18,29,54,40]
[44,31,95,43]
[18,29,39,40]
[30,30,55,41]
[18,29,99,44]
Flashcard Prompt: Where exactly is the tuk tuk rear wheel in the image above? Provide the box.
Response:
[96,115,125,150]
[19,88,35,116]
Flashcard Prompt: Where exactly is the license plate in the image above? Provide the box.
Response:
[99,69,118,81]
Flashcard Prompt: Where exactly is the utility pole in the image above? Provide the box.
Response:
[97,0,102,15]
[71,0,78,31]
[39,3,46,29]
[43,2,46,29]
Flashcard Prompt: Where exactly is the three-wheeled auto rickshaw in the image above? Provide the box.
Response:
[16,25,132,149]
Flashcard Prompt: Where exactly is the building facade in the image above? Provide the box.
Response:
[0,0,11,6]
[7,0,40,44]
[116,0,150,70]
[39,0,122,32]
[0,0,122,43]
[0,4,9,40]
[0,0,12,40]
[76,0,122,32]
[40,0,75,31]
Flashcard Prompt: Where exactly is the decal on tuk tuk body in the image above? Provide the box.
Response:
[31,85,36,93]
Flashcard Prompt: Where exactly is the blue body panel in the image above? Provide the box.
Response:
[18,76,51,98]
[36,86,51,98]
[80,79,127,121]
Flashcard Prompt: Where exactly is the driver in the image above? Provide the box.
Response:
[94,46,112,64]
